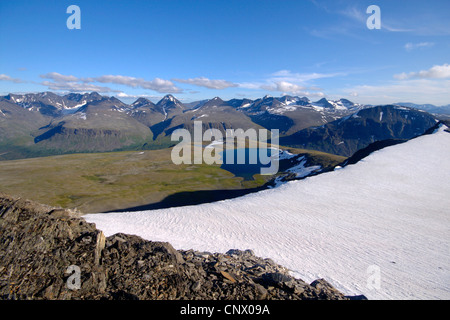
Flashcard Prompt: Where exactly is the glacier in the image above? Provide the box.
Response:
[85,126,450,300]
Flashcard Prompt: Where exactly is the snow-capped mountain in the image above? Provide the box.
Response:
[278,95,310,107]
[237,95,310,115]
[151,96,259,140]
[155,94,185,119]
[0,91,441,160]
[63,92,104,109]
[310,98,364,112]
[197,96,227,109]
[225,98,254,109]
[230,95,364,116]
[3,92,105,116]
[223,95,367,135]
[395,102,450,116]
[279,105,438,156]
[125,97,167,126]
[129,97,156,109]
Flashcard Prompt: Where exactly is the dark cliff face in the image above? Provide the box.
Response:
[279,105,438,157]
[0,193,349,300]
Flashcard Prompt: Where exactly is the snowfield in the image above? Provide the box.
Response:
[85,126,450,300]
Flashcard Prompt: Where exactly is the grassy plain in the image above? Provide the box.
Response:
[0,145,344,213]
[0,148,268,213]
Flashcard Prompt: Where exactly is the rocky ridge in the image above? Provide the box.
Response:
[0,193,349,300]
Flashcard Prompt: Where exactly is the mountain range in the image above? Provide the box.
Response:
[394,102,450,115]
[0,91,444,160]
[278,105,438,156]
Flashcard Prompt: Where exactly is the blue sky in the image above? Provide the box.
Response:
[0,0,449,105]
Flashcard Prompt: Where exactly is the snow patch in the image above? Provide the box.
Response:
[67,101,87,110]
[394,106,410,111]
[311,105,325,112]
[286,158,321,178]
[85,126,450,300]
[278,150,296,160]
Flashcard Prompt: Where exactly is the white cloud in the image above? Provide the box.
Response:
[40,72,78,82]
[340,5,414,33]
[115,92,135,98]
[0,74,23,83]
[173,77,238,90]
[115,92,160,99]
[88,75,182,93]
[237,82,263,90]
[270,69,344,83]
[248,80,323,97]
[39,72,182,94]
[41,81,112,93]
[36,70,338,97]
[236,70,335,97]
[394,63,450,80]
[339,6,366,23]
[381,24,414,33]
[342,79,450,105]
[258,69,340,96]
[261,81,306,94]
[404,42,434,51]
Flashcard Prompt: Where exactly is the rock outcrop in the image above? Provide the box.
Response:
[0,193,348,300]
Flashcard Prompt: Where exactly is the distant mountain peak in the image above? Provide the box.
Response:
[158,94,182,104]
[161,94,177,102]
[316,97,329,103]
[339,98,353,104]
[85,91,103,99]
[201,97,226,108]
[155,94,184,118]
[394,102,450,115]
[311,98,359,111]
[133,97,150,103]
[211,96,224,102]
[131,97,154,107]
